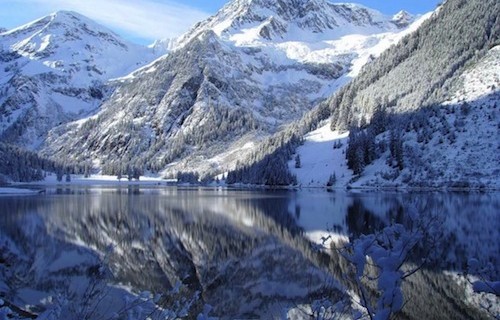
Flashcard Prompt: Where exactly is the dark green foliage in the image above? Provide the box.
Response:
[389,130,404,170]
[225,102,330,186]
[56,169,64,182]
[101,162,143,180]
[326,173,336,187]
[0,142,71,182]
[226,136,300,186]
[83,163,91,178]
[226,152,297,186]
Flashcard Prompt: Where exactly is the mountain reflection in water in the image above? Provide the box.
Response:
[0,187,498,319]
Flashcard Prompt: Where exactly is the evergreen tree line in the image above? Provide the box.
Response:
[101,162,143,180]
[176,171,200,183]
[0,142,78,183]
[344,96,491,184]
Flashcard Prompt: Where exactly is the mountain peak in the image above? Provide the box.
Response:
[177,0,407,46]
[148,38,177,54]
[391,10,414,28]
[47,10,100,26]
[0,10,163,147]
[0,27,7,34]
[50,10,86,19]
[2,10,121,43]
[0,10,161,85]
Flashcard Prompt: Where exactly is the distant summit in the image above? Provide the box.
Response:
[0,11,163,147]
[391,10,415,28]
[177,0,414,46]
[1,10,156,79]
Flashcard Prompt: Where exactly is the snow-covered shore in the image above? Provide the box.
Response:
[0,187,42,195]
[14,174,168,187]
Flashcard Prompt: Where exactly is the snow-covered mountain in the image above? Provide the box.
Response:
[232,0,499,188]
[148,38,178,55]
[40,0,423,176]
[0,11,163,148]
[0,28,7,34]
[178,0,414,44]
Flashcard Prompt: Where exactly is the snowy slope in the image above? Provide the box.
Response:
[291,45,500,189]
[288,122,352,187]
[177,0,414,45]
[0,11,164,148]
[40,0,426,177]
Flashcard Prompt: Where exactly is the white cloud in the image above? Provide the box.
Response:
[7,0,211,41]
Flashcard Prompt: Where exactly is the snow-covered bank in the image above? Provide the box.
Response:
[16,174,167,186]
[0,187,42,195]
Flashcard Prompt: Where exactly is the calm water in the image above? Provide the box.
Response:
[0,187,498,319]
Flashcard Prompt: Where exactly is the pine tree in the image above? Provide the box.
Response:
[83,164,90,178]
[389,130,404,170]
[56,170,64,182]
[327,172,337,186]
[127,166,133,181]
[295,154,301,168]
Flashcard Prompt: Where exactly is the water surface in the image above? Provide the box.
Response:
[0,187,498,319]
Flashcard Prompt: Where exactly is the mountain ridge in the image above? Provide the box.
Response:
[38,1,424,176]
[176,0,414,47]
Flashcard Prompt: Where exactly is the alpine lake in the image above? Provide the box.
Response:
[0,186,498,319]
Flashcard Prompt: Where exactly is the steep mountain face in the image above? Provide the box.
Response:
[0,11,162,148]
[0,28,7,34]
[40,0,421,176]
[229,0,499,188]
[327,0,499,129]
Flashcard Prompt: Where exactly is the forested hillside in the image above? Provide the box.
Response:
[227,0,499,187]
[0,143,73,183]
[328,0,499,130]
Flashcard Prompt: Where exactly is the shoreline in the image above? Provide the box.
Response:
[2,174,498,193]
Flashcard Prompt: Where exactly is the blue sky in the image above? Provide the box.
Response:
[1,0,441,45]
